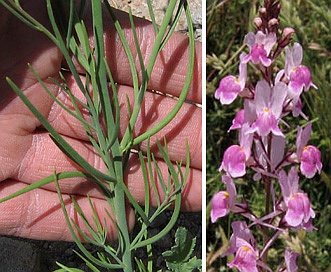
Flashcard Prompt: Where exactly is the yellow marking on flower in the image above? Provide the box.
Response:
[241,246,252,252]
[223,191,229,198]
[264,108,270,114]
[235,77,240,84]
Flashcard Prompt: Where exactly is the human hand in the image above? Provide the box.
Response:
[0,1,201,241]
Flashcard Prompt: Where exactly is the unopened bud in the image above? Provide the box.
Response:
[278,27,296,49]
[268,18,279,28]
[259,7,266,15]
[283,27,295,38]
[254,17,263,29]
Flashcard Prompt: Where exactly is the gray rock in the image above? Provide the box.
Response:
[111,0,202,41]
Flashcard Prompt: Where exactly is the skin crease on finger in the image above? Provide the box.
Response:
[0,1,202,241]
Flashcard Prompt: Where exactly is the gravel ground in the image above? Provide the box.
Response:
[0,1,202,271]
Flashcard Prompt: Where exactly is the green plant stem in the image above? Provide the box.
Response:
[90,1,132,270]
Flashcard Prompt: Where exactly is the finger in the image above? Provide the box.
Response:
[14,132,106,198]
[47,74,202,169]
[14,133,201,211]
[0,0,62,105]
[69,6,202,104]
[0,179,135,241]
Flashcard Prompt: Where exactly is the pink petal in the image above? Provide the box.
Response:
[215,75,242,105]
[300,145,322,178]
[229,109,245,131]
[292,43,303,66]
[222,175,237,206]
[284,248,299,272]
[290,65,312,90]
[228,242,258,272]
[210,191,230,223]
[244,32,256,48]
[220,145,246,178]
[285,195,305,227]
[250,110,284,137]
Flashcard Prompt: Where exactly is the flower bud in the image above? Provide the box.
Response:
[268,18,278,28]
[259,7,266,15]
[268,18,279,32]
[278,27,295,48]
[283,27,295,38]
[254,17,263,29]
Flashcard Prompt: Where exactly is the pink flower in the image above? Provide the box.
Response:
[300,145,322,178]
[292,124,323,178]
[289,65,313,94]
[220,123,253,178]
[210,175,237,223]
[279,167,315,228]
[286,192,314,227]
[210,191,230,222]
[247,80,287,137]
[219,145,246,178]
[242,31,277,67]
[228,240,258,272]
[285,248,299,272]
[225,221,258,272]
[225,221,256,256]
[279,43,317,103]
[215,53,247,105]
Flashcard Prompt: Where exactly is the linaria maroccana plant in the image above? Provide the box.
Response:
[210,1,322,271]
[0,0,201,271]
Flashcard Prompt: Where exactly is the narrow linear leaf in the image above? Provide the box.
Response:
[6,77,116,183]
[0,171,91,203]
[147,0,158,33]
[54,172,124,270]
[54,263,85,272]
[122,1,196,150]
[131,141,184,250]
[159,0,185,51]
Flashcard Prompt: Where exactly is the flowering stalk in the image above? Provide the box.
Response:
[211,1,322,271]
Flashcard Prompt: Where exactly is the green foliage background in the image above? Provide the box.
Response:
[206,0,331,271]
